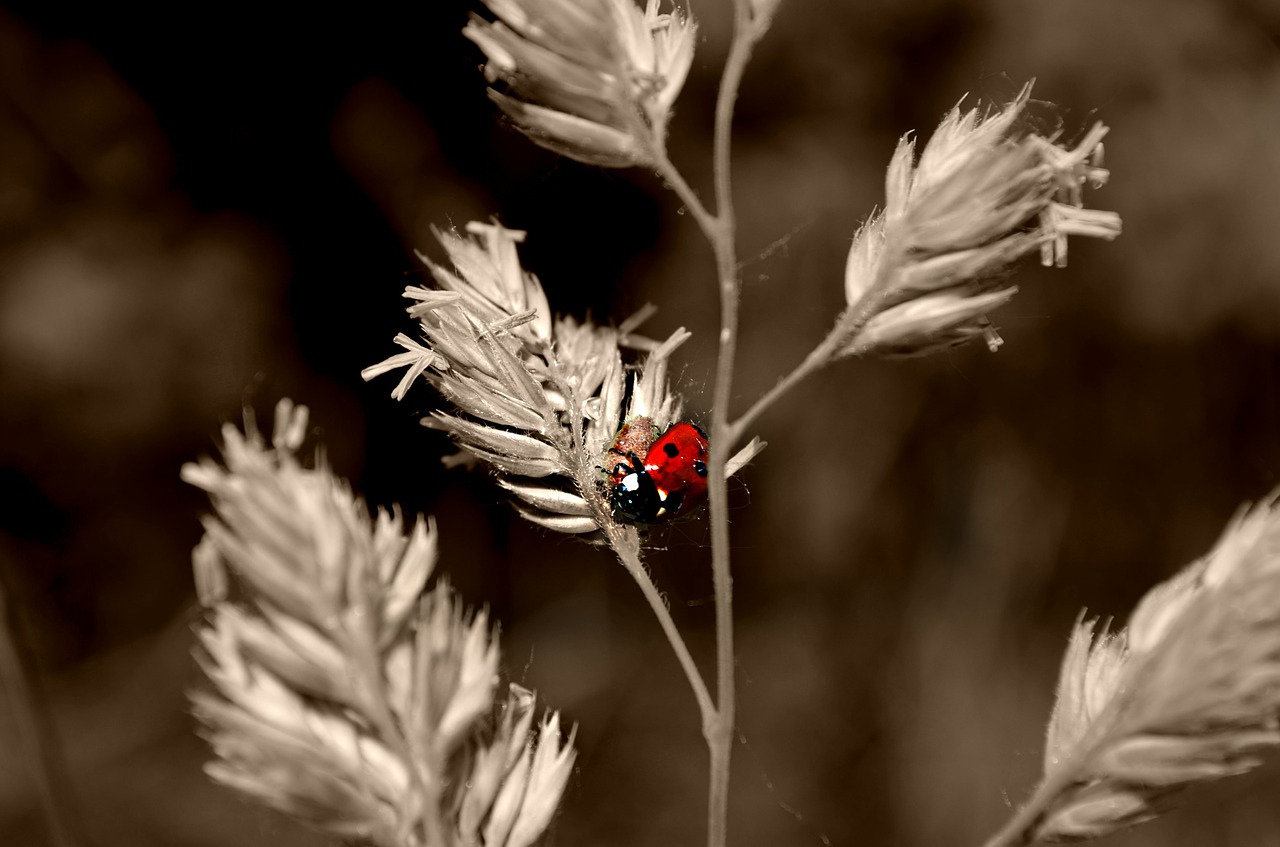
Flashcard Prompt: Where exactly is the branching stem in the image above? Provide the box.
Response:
[730,243,901,443]
[649,5,765,847]
[729,299,880,442]
[649,145,722,244]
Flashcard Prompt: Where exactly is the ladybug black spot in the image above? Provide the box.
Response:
[663,442,680,458]
[693,460,707,478]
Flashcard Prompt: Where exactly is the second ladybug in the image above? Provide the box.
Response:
[606,419,710,523]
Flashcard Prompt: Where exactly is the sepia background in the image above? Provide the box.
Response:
[2,0,1280,844]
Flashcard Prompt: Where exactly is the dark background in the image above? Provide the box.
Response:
[2,1,1280,845]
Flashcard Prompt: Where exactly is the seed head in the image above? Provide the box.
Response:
[364,220,692,536]
[184,401,576,846]
[1035,492,1280,841]
[464,0,696,167]
[842,83,1121,358]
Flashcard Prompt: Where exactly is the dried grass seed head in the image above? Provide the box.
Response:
[181,401,436,640]
[842,83,1121,358]
[185,400,577,846]
[464,0,696,167]
[364,220,693,537]
[1036,492,1280,842]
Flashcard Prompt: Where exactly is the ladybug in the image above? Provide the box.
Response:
[606,418,710,523]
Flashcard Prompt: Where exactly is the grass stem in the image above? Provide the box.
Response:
[730,246,901,443]
[642,4,768,845]
[979,765,1080,847]
[705,5,763,846]
[610,530,717,726]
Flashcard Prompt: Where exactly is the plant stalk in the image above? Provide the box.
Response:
[642,4,766,845]
[704,5,764,846]
[610,530,717,725]
[730,244,902,443]
[979,764,1081,847]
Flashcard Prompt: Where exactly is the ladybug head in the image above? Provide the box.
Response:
[611,467,661,523]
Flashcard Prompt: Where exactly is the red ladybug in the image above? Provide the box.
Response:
[606,419,710,523]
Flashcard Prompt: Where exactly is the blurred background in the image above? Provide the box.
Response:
[2,0,1280,844]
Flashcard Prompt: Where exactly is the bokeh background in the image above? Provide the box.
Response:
[3,1,1280,845]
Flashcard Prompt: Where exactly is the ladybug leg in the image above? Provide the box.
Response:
[602,450,646,478]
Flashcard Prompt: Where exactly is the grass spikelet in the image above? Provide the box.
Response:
[183,400,575,846]
[839,83,1121,359]
[363,220,695,536]
[999,493,1280,843]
